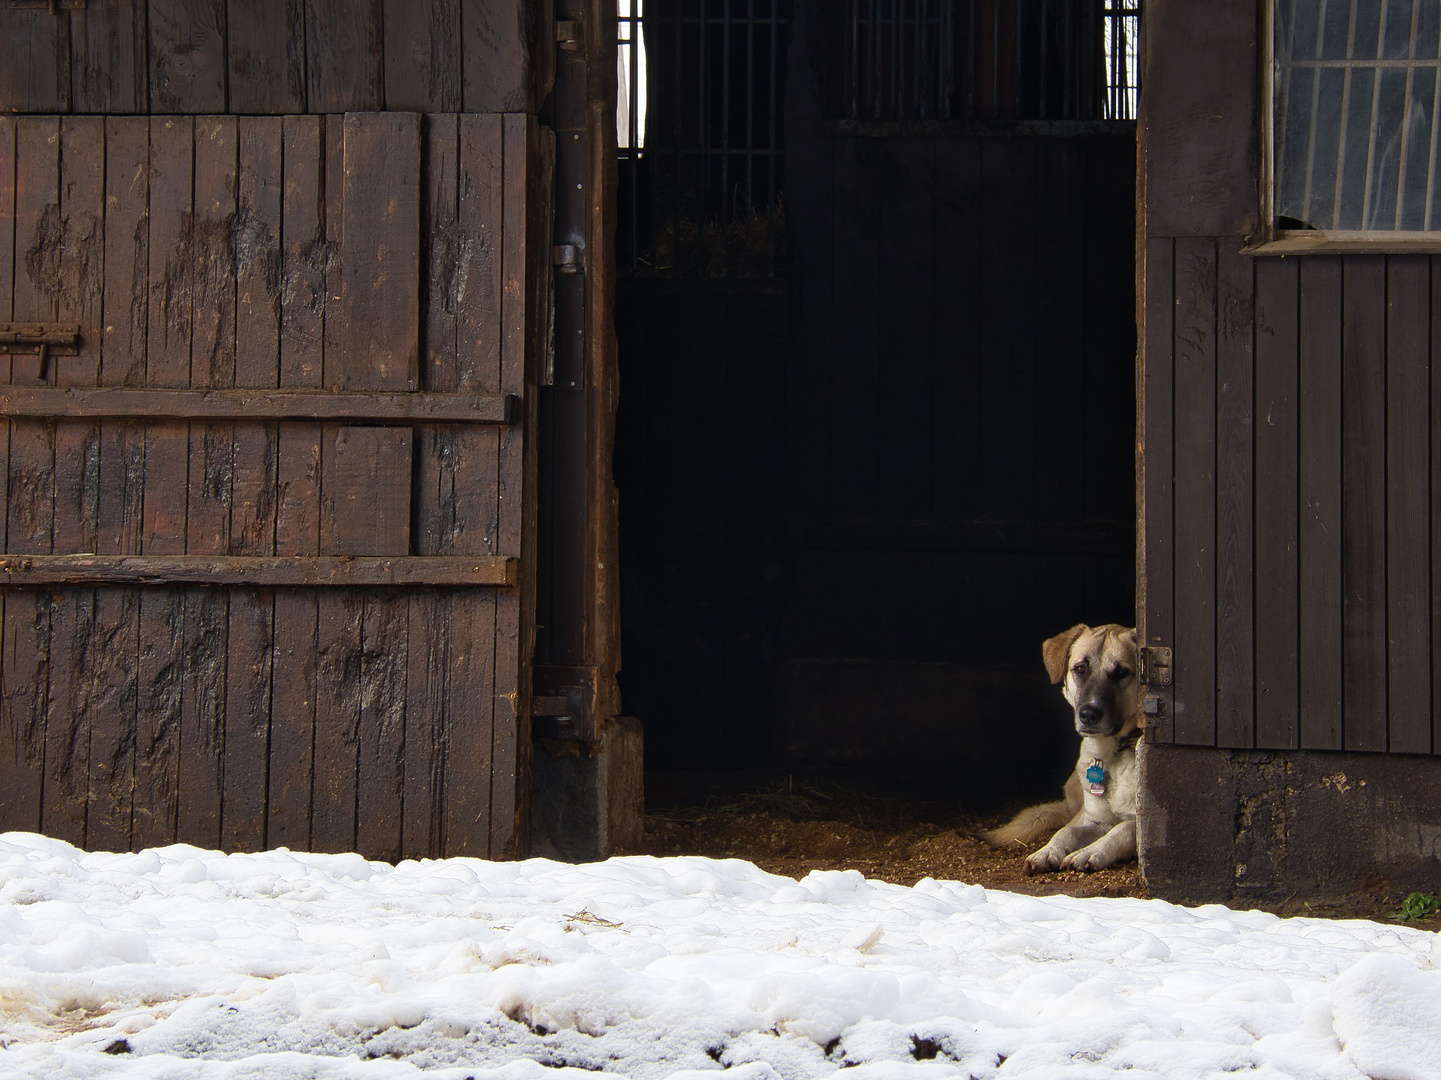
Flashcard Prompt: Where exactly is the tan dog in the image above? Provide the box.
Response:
[984,623,1142,873]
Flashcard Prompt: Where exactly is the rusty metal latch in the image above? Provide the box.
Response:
[534,689,584,740]
[0,322,81,379]
[556,19,582,51]
[1140,645,1173,688]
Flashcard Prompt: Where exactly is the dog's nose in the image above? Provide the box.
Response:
[1078,703,1104,725]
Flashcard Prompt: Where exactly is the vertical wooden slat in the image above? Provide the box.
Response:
[136,116,194,848]
[1172,236,1217,746]
[357,592,406,860]
[1253,256,1300,749]
[0,7,70,113]
[1298,255,1344,750]
[306,0,385,112]
[1141,236,1175,742]
[10,118,63,843]
[0,116,41,834]
[1215,242,1254,749]
[489,113,534,857]
[1386,255,1431,754]
[147,0,227,113]
[462,0,536,111]
[1341,255,1388,751]
[224,116,284,852]
[311,113,356,854]
[72,0,147,114]
[176,115,238,850]
[45,117,108,849]
[1433,257,1441,755]
[88,117,150,853]
[227,0,307,113]
[384,0,463,112]
[268,114,324,850]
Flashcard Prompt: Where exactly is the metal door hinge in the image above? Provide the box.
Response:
[556,19,582,51]
[552,244,583,274]
[1139,645,1173,687]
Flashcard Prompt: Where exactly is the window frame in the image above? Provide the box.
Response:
[1252,0,1441,253]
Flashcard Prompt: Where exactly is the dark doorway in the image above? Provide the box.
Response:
[615,0,1138,808]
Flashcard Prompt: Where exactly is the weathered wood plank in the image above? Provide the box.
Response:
[176,586,226,848]
[147,0,226,113]
[1141,236,1175,741]
[0,593,48,833]
[88,117,149,854]
[0,116,12,547]
[340,112,420,392]
[133,588,183,847]
[311,590,362,852]
[1214,242,1254,749]
[0,4,69,112]
[0,386,516,423]
[1385,256,1431,754]
[72,0,147,113]
[1253,255,1299,750]
[321,426,413,556]
[462,0,538,112]
[1340,257,1388,752]
[1297,256,1343,750]
[41,589,91,846]
[356,591,406,860]
[306,0,385,112]
[1434,258,1441,756]
[385,0,462,112]
[222,587,271,850]
[442,592,495,857]
[0,553,516,586]
[1172,236,1217,746]
[1142,0,1258,237]
[227,0,306,113]
[401,592,442,856]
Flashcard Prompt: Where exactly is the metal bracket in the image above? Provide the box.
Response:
[1140,645,1173,688]
[552,244,583,274]
[556,19,583,52]
[533,665,605,742]
[0,322,81,380]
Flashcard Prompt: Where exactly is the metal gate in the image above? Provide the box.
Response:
[0,108,547,860]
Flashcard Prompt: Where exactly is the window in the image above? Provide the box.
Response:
[1272,0,1441,237]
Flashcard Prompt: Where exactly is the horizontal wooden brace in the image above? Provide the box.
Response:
[0,554,518,588]
[0,387,517,424]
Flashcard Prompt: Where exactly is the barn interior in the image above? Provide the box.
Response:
[612,0,1140,814]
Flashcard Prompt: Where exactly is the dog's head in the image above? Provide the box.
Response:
[1042,623,1141,738]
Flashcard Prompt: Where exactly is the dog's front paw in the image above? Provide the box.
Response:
[1024,846,1067,875]
[1059,847,1114,873]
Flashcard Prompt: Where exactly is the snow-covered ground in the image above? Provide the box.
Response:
[1,832,1438,1080]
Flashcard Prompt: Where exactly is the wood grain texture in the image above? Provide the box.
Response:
[1385,256,1432,754]
[1171,237,1217,746]
[1214,242,1254,749]
[1142,0,1258,237]
[0,4,70,112]
[72,0,146,113]
[1141,236,1176,741]
[307,0,385,112]
[1297,256,1343,750]
[148,0,226,113]
[0,593,49,833]
[1340,257,1388,752]
[227,0,305,113]
[462,0,536,112]
[385,0,462,111]
[1253,256,1299,750]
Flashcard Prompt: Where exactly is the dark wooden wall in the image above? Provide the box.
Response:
[1,0,550,115]
[1140,0,1439,757]
[0,111,543,858]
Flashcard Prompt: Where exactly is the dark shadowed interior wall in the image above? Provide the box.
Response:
[615,0,1137,808]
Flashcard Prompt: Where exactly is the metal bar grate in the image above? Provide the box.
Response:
[839,0,1139,122]
[617,0,792,276]
[1275,0,1441,232]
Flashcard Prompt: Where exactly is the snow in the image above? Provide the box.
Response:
[1,833,1437,1080]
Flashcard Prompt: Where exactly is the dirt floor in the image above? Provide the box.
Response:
[619,773,1441,930]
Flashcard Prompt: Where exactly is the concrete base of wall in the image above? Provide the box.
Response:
[1139,742,1441,906]
[531,716,645,862]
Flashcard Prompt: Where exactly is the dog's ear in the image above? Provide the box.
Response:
[1042,624,1088,684]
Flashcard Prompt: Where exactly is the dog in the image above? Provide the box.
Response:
[983,623,1142,873]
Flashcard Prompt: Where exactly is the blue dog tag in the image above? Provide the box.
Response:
[1085,760,1105,795]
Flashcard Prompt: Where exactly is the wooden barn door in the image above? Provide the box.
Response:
[0,112,545,860]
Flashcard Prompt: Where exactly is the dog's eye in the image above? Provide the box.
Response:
[1110,666,1132,682]
[1071,661,1089,678]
